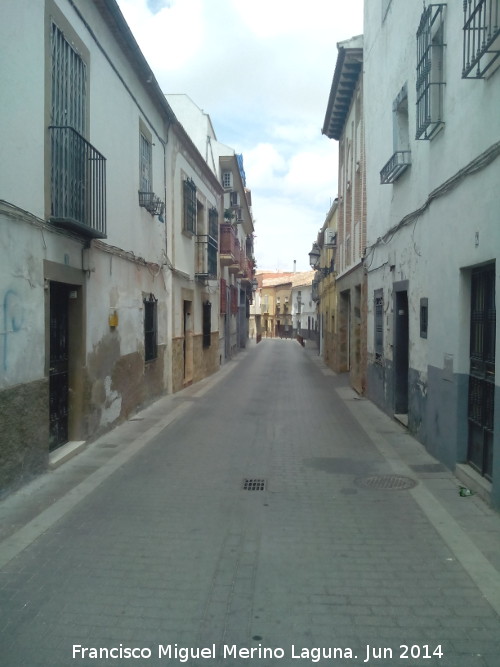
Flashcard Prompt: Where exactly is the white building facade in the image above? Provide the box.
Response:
[0,1,225,493]
[166,95,255,364]
[364,1,500,505]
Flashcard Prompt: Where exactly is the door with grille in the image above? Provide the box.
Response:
[49,282,70,450]
[468,265,496,480]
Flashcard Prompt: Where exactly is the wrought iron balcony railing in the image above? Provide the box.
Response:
[463,0,500,78]
[219,222,237,258]
[49,126,106,238]
[138,191,164,218]
[380,151,412,184]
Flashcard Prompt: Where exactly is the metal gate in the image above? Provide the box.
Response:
[468,265,496,480]
[49,282,70,450]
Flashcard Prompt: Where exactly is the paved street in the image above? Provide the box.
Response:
[1,339,500,667]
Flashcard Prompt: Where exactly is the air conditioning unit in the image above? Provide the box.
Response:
[324,229,337,247]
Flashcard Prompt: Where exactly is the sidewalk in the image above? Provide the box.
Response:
[1,339,500,667]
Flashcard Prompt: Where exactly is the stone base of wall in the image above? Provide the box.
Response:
[0,379,49,496]
[84,343,167,437]
[171,333,220,393]
[172,337,185,394]
[193,332,220,383]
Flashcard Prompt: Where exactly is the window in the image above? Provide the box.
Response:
[374,290,384,361]
[220,278,227,314]
[183,177,197,234]
[144,294,158,362]
[51,23,86,131]
[463,0,500,78]
[203,301,212,348]
[420,298,429,338]
[380,85,411,184]
[416,4,446,140]
[222,171,233,189]
[394,86,410,155]
[208,207,219,278]
[140,132,152,192]
[230,285,238,315]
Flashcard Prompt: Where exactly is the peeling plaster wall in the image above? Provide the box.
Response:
[83,249,169,435]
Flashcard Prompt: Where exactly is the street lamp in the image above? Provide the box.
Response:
[308,242,320,269]
[309,242,334,278]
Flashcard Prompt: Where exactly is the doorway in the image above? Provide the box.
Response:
[467,265,495,480]
[183,300,193,385]
[394,289,409,417]
[49,282,70,450]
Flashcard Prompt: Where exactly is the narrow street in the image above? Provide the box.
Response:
[1,339,500,667]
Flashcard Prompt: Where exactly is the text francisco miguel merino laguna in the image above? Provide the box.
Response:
[73,643,443,662]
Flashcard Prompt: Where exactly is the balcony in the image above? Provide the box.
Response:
[195,234,218,280]
[380,151,411,184]
[229,239,241,275]
[49,126,106,238]
[220,223,239,267]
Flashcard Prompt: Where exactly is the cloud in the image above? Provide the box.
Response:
[146,0,172,14]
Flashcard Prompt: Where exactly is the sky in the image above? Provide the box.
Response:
[116,0,364,272]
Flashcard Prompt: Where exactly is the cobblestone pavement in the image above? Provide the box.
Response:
[1,339,500,667]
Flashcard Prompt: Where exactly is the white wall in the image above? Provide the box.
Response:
[364,0,500,375]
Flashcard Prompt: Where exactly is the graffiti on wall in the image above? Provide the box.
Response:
[2,289,24,371]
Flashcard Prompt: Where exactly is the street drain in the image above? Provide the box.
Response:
[355,474,417,490]
[243,479,266,491]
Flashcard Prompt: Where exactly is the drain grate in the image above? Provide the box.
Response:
[355,474,417,490]
[243,478,266,491]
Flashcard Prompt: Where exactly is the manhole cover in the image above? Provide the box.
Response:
[243,479,266,491]
[355,474,417,490]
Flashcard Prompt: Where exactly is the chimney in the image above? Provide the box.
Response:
[293,260,296,273]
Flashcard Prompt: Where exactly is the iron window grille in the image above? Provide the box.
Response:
[140,132,152,192]
[183,177,197,234]
[144,294,158,362]
[416,4,446,140]
[420,298,429,338]
[374,290,384,360]
[463,0,500,78]
[202,301,212,348]
[208,206,219,241]
[51,23,86,134]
